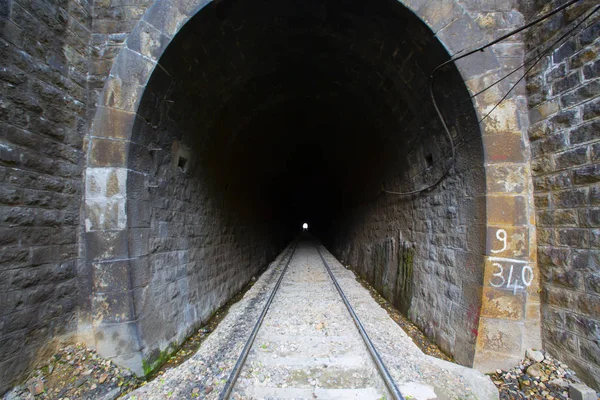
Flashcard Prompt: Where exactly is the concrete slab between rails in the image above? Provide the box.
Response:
[125,241,498,400]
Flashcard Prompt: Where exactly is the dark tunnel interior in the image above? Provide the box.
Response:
[129,0,485,366]
[133,0,479,239]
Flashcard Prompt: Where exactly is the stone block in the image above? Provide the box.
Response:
[552,72,581,94]
[127,200,150,228]
[113,47,155,87]
[555,147,589,170]
[89,138,128,168]
[85,197,126,231]
[128,228,149,257]
[111,351,144,377]
[128,142,153,173]
[126,170,149,201]
[583,97,600,121]
[143,0,188,38]
[481,100,522,136]
[579,208,600,228]
[529,100,559,125]
[553,40,577,64]
[92,290,135,324]
[417,0,464,33]
[569,383,598,400]
[476,317,523,355]
[527,121,551,141]
[101,75,144,112]
[553,188,589,208]
[94,321,142,358]
[481,287,525,320]
[91,106,137,140]
[486,195,527,226]
[556,228,589,248]
[574,164,600,185]
[86,168,127,201]
[85,230,129,262]
[93,260,131,293]
[486,164,525,194]
[583,59,599,80]
[127,19,170,62]
[576,293,600,317]
[486,226,528,258]
[561,80,600,108]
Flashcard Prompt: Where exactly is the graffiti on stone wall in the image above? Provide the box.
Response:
[489,228,534,294]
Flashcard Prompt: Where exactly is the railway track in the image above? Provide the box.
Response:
[218,238,404,400]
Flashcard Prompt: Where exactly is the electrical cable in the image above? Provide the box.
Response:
[382,0,597,196]
[392,4,599,189]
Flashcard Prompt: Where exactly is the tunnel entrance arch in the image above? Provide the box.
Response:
[84,0,540,375]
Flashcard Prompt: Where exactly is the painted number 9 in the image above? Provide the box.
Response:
[491,229,507,254]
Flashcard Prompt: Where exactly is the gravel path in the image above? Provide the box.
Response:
[125,238,498,400]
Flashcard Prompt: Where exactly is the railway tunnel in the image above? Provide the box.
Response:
[84,0,532,377]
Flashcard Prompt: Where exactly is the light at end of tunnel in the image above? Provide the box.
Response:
[302,222,308,231]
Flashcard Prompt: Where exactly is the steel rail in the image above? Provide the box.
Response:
[218,240,298,400]
[315,243,405,400]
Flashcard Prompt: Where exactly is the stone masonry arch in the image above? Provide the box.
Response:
[83,0,540,375]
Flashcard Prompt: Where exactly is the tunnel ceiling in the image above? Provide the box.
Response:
[134,0,479,236]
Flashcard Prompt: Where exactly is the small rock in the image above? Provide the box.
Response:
[98,373,109,384]
[526,349,545,363]
[28,379,44,396]
[258,374,265,382]
[549,378,568,389]
[74,377,88,387]
[205,386,214,394]
[192,387,200,394]
[526,363,544,377]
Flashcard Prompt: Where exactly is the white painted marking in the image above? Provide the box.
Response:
[491,229,507,253]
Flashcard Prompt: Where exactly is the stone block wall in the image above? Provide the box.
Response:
[88,0,154,121]
[120,60,287,372]
[522,0,600,389]
[0,0,92,392]
[329,60,488,367]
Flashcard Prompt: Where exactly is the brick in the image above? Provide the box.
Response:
[576,293,600,316]
[583,59,599,80]
[560,80,600,108]
[579,208,600,227]
[573,249,600,270]
[553,40,577,63]
[582,97,600,121]
[552,72,581,94]
[571,120,600,145]
[580,19,600,47]
[556,228,589,248]
[573,164,600,185]
[555,147,588,170]
[570,47,599,69]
